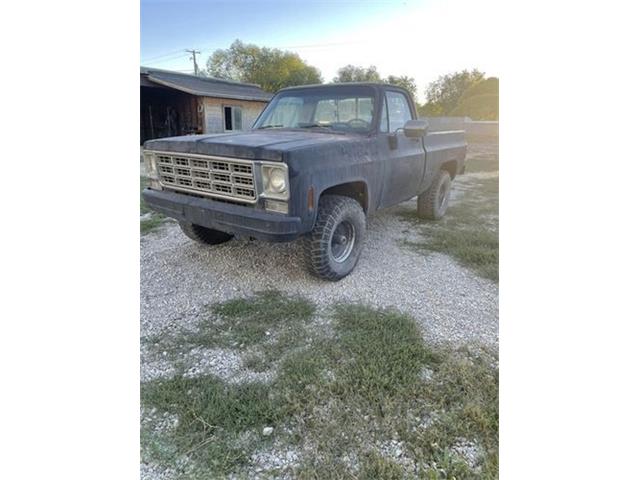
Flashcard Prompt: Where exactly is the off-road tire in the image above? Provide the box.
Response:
[417,170,452,220]
[304,195,366,281]
[179,221,233,245]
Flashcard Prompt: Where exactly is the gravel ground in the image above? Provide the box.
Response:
[140,141,499,478]
[140,207,497,346]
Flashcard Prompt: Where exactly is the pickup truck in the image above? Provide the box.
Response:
[142,83,466,280]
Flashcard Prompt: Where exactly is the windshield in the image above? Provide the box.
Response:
[254,87,376,134]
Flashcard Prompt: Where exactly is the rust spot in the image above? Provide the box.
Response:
[307,186,315,211]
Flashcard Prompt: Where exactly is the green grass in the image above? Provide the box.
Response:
[141,294,498,478]
[142,377,276,476]
[400,144,499,282]
[140,176,167,235]
[147,291,316,366]
[208,290,315,349]
[330,304,435,401]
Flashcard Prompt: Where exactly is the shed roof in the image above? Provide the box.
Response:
[140,67,272,102]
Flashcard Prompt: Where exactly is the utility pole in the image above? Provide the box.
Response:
[185,49,201,75]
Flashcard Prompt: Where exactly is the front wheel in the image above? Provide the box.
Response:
[304,195,366,281]
[417,170,452,220]
[179,221,233,245]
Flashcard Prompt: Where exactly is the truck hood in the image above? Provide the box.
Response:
[143,130,358,162]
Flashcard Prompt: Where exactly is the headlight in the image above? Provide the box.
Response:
[268,168,286,193]
[261,165,289,200]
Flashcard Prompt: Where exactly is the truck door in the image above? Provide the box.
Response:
[378,90,427,208]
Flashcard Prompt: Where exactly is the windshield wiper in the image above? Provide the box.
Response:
[296,123,332,130]
[256,124,283,129]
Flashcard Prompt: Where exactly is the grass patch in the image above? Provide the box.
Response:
[144,290,316,368]
[141,298,498,478]
[140,176,167,235]
[359,452,408,479]
[208,290,315,348]
[402,172,499,282]
[331,304,435,401]
[142,376,276,476]
[404,348,499,479]
[140,214,167,235]
[182,291,317,368]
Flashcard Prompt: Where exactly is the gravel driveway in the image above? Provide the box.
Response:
[140,141,499,479]
[140,167,499,357]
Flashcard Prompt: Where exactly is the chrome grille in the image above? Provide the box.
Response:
[155,152,257,202]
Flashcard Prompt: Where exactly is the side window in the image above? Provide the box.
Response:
[224,105,243,131]
[379,96,389,133]
[386,91,412,132]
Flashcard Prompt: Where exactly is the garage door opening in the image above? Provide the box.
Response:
[140,86,202,144]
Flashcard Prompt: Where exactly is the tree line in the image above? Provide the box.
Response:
[204,40,498,121]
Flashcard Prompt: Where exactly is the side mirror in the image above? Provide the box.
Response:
[403,119,429,138]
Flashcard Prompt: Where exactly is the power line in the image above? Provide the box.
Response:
[194,39,365,54]
[143,39,363,64]
[142,39,365,70]
[142,53,189,65]
[140,49,185,62]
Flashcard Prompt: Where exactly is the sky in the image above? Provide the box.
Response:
[140,0,499,103]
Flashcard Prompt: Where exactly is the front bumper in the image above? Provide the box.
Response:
[142,188,303,242]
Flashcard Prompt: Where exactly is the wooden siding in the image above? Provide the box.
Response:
[140,87,202,144]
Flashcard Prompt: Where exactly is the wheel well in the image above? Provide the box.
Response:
[320,182,368,213]
[441,160,458,179]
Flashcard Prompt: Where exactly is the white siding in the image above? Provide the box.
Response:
[203,98,268,134]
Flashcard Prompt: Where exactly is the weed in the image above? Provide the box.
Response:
[141,297,498,478]
[141,376,276,475]
[200,290,315,349]
[402,175,499,282]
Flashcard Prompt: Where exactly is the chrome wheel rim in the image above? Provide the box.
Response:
[331,221,356,263]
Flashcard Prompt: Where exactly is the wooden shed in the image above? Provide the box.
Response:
[140,67,272,144]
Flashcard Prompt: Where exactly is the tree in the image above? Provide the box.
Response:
[384,75,417,100]
[421,69,486,116]
[333,65,381,82]
[334,66,417,100]
[206,40,322,92]
[450,77,499,120]
[458,76,498,100]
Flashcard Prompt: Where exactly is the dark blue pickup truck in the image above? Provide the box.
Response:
[143,83,466,280]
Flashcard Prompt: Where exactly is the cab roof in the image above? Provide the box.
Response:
[278,82,411,96]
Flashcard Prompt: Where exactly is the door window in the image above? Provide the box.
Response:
[385,91,412,132]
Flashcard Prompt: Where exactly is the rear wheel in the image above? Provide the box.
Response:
[417,170,452,220]
[179,221,233,245]
[304,195,366,281]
